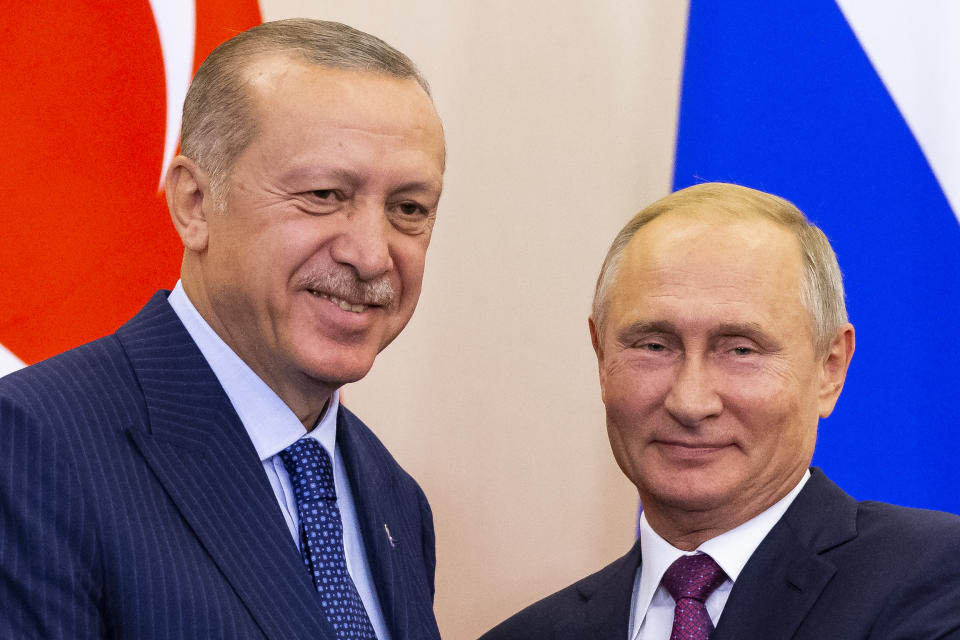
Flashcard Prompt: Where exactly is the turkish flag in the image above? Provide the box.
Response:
[0,2,261,373]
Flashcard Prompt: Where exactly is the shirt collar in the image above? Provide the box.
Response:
[634,469,811,626]
[166,281,340,461]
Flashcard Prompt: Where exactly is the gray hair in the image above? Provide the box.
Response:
[592,182,848,355]
[179,18,432,207]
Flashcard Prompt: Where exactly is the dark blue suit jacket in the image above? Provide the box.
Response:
[0,292,441,640]
[481,468,960,639]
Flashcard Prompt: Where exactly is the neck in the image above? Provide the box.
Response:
[644,512,728,551]
[180,273,337,432]
[641,473,807,551]
[299,398,331,433]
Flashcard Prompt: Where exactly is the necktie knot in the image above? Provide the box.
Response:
[662,553,726,603]
[279,438,337,503]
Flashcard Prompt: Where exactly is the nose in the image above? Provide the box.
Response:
[663,355,722,427]
[329,200,394,281]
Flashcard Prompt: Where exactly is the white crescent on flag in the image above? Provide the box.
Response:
[0,345,20,379]
[149,0,197,188]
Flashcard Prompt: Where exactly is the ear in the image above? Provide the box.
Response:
[818,323,855,418]
[589,316,608,397]
[165,155,213,252]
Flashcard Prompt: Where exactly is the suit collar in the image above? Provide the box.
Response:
[780,467,858,553]
[552,539,641,639]
[337,407,441,640]
[711,468,858,640]
[117,292,335,639]
[165,281,318,462]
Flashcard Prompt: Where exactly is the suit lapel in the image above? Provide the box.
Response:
[337,410,441,640]
[117,293,334,640]
[553,541,640,640]
[712,469,858,640]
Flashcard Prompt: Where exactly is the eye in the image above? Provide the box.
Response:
[388,200,434,234]
[297,189,345,214]
[731,346,754,356]
[631,339,672,354]
[396,201,428,217]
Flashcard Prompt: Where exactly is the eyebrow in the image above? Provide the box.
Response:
[710,322,768,339]
[614,320,778,347]
[391,179,443,198]
[284,167,442,196]
[712,322,784,351]
[615,321,677,347]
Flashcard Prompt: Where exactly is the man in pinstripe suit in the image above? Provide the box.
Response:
[0,19,445,639]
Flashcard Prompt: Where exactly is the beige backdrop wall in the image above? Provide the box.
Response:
[259,2,690,637]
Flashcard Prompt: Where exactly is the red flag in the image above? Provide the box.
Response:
[0,2,261,371]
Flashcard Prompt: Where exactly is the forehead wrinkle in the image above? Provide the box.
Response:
[272,142,442,182]
[627,248,803,310]
[332,118,436,136]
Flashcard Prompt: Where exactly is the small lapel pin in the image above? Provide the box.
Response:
[384,523,397,548]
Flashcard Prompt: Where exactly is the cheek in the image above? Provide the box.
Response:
[601,373,666,487]
[723,357,804,409]
[392,240,429,299]
[604,416,638,482]
[723,375,815,452]
[600,361,667,429]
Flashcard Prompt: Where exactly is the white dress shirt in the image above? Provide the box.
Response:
[629,471,811,640]
[168,282,391,640]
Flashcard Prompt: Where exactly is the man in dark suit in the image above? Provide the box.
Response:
[0,19,445,640]
[482,183,960,640]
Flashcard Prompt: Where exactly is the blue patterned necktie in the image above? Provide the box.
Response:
[661,553,727,640]
[279,438,376,639]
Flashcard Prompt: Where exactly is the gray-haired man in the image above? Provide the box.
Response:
[483,183,960,640]
[1,19,444,640]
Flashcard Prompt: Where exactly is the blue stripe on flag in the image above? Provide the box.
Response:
[673,0,960,513]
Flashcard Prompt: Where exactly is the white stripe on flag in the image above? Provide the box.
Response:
[838,0,960,222]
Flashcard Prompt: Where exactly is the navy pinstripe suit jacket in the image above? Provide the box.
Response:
[0,292,441,640]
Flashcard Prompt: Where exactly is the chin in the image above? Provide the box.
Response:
[639,469,738,514]
[656,488,731,514]
[295,348,379,389]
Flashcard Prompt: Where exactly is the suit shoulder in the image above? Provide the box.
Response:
[0,333,142,432]
[849,502,960,635]
[480,545,639,640]
[855,499,960,552]
[814,499,960,610]
[1,332,132,391]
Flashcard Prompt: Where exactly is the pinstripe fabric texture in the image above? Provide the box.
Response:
[0,291,441,640]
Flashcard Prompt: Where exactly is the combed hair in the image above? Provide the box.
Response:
[179,18,431,206]
[591,182,848,355]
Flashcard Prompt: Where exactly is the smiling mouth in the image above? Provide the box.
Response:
[308,290,372,314]
[656,441,731,458]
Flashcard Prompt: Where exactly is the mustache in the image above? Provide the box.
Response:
[296,268,395,308]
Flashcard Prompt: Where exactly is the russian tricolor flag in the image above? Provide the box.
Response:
[673,2,959,513]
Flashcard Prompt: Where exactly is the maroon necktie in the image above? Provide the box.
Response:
[661,553,727,640]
